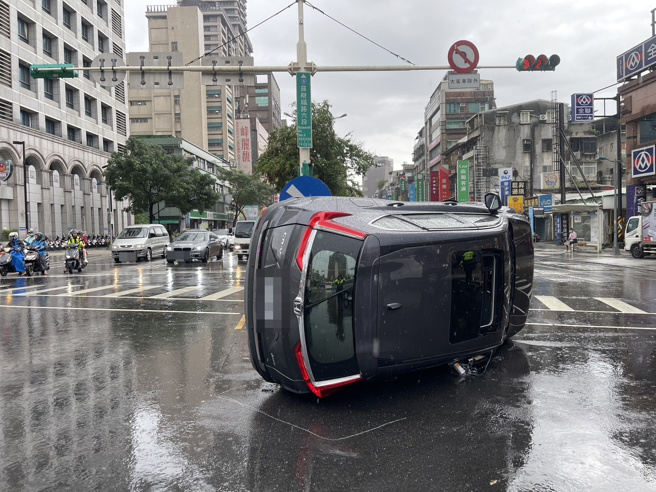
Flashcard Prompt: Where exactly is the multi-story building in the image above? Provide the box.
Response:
[0,0,131,238]
[419,71,496,200]
[131,2,280,170]
[362,155,393,198]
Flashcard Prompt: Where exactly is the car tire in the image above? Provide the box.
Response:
[238,254,243,261]
[201,249,209,263]
[0,266,7,277]
[630,243,645,259]
[217,248,223,260]
[114,258,121,263]
[146,249,152,262]
[166,259,174,264]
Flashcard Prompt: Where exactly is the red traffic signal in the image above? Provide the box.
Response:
[516,54,560,72]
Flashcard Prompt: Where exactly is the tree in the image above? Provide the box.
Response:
[104,137,220,223]
[214,168,275,227]
[256,101,375,196]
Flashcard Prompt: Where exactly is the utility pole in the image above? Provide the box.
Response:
[296,0,311,176]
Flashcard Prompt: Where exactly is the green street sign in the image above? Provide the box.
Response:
[30,64,78,79]
[457,160,470,202]
[296,72,312,148]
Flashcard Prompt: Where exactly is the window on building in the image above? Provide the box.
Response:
[520,111,532,125]
[65,86,77,110]
[97,1,105,19]
[42,0,52,14]
[255,96,269,107]
[81,21,91,42]
[523,139,532,153]
[86,132,98,148]
[101,104,110,124]
[84,95,95,117]
[63,7,71,28]
[63,46,74,64]
[171,41,178,52]
[445,119,466,129]
[20,109,34,127]
[542,139,553,152]
[98,34,106,53]
[130,118,148,124]
[495,112,508,126]
[103,139,113,152]
[19,63,31,90]
[43,33,53,57]
[174,95,180,105]
[44,78,54,100]
[67,125,79,142]
[18,18,30,44]
[45,118,58,136]
[639,114,656,144]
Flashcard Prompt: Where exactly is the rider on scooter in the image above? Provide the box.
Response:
[64,230,87,273]
[6,232,27,276]
[32,232,49,275]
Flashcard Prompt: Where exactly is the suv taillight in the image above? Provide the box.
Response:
[294,343,362,398]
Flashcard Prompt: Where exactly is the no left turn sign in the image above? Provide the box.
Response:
[448,40,479,74]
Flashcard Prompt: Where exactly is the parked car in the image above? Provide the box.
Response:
[111,224,170,263]
[212,228,234,251]
[245,194,534,398]
[166,230,224,263]
[233,220,256,261]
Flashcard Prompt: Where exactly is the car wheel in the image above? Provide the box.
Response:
[166,259,174,264]
[217,248,223,260]
[114,258,121,263]
[630,243,645,259]
[0,266,7,277]
[25,264,34,277]
[238,254,243,261]
[146,249,152,261]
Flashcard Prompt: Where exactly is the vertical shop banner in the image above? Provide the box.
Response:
[409,183,416,202]
[457,161,469,202]
[499,167,512,206]
[417,173,425,201]
[430,171,440,201]
[235,119,252,173]
[438,164,450,201]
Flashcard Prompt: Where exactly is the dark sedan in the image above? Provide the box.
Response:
[245,194,533,397]
[166,230,224,263]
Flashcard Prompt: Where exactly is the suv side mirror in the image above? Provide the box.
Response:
[484,193,501,213]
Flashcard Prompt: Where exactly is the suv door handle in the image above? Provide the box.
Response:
[386,302,402,310]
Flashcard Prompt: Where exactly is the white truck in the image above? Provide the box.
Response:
[625,200,656,258]
[233,219,256,262]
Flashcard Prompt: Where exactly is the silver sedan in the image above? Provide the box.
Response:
[166,231,224,263]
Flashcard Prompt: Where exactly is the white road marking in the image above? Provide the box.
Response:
[19,285,85,296]
[54,285,122,296]
[594,297,647,314]
[0,304,242,316]
[149,286,199,299]
[200,286,244,300]
[525,322,656,331]
[534,295,574,311]
[105,285,162,297]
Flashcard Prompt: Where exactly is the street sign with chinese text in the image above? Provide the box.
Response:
[571,93,594,123]
[617,35,656,82]
[417,173,425,201]
[499,167,512,205]
[508,196,524,214]
[457,160,469,202]
[296,72,312,148]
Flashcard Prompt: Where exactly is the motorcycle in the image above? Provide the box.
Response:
[0,247,18,277]
[24,246,49,276]
[64,244,86,274]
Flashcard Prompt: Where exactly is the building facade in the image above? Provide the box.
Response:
[362,155,393,198]
[0,0,130,238]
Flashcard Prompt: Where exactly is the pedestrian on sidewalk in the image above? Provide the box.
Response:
[566,229,578,252]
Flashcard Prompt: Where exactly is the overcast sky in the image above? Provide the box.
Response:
[125,0,655,167]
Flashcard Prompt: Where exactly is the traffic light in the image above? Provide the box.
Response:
[30,64,78,79]
[515,54,560,71]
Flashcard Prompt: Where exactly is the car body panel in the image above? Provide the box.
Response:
[166,230,223,262]
[245,196,533,396]
[111,224,170,261]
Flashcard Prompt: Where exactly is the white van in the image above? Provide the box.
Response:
[233,220,256,261]
[111,224,170,263]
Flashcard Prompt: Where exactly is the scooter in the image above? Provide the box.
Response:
[64,244,86,274]
[24,246,49,276]
[0,247,17,276]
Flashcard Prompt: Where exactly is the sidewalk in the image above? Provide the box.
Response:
[533,240,656,269]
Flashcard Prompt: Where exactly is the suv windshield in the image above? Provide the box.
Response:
[117,227,147,239]
[303,231,362,381]
[234,221,254,238]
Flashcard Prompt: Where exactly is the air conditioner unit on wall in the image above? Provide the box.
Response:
[539,114,547,121]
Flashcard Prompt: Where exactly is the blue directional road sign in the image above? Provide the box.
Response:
[280,176,332,201]
[571,93,594,123]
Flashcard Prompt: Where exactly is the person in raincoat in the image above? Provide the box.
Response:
[6,232,26,275]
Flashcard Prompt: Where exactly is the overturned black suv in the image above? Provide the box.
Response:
[245,194,533,397]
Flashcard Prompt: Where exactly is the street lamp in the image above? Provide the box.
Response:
[597,157,623,256]
[12,140,28,235]
[333,113,347,120]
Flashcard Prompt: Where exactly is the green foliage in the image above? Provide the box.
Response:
[377,179,388,190]
[215,168,275,227]
[256,101,374,196]
[2,228,18,241]
[134,213,149,225]
[104,137,221,223]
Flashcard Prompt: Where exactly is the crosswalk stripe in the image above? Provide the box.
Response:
[149,286,199,299]
[534,295,574,311]
[594,297,647,314]
[19,285,84,296]
[0,284,44,294]
[54,285,121,296]
[200,286,243,301]
[105,285,161,297]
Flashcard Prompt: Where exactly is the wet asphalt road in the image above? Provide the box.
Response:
[1,245,655,491]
